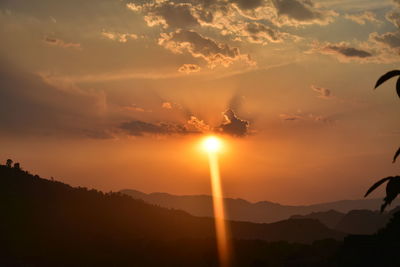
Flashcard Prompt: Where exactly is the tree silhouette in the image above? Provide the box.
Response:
[364,176,400,212]
[6,159,13,168]
[13,162,20,170]
[365,70,400,211]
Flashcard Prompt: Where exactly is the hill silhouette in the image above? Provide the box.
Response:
[3,163,400,266]
[0,163,347,266]
[291,208,400,235]
[120,189,400,224]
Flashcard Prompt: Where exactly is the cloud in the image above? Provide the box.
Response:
[186,116,211,132]
[44,37,81,50]
[369,31,400,53]
[218,109,249,137]
[127,1,203,29]
[279,111,333,123]
[158,29,253,68]
[232,21,298,45]
[119,120,191,136]
[231,0,265,10]
[122,104,151,113]
[311,85,332,99]
[271,0,338,26]
[161,102,173,109]
[386,10,400,28]
[120,109,250,137]
[309,41,373,62]
[126,0,336,43]
[119,115,210,136]
[101,30,138,43]
[344,11,379,25]
[178,64,201,74]
[279,113,303,121]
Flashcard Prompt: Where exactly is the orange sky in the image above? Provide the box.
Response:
[1,0,400,204]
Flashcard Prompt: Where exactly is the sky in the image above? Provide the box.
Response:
[1,0,400,205]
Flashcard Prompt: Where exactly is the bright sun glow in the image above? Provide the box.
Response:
[203,136,222,153]
[201,135,230,267]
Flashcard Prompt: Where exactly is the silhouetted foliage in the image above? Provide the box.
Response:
[374,70,400,163]
[394,147,400,163]
[365,71,400,211]
[365,177,400,212]
[6,159,12,168]
[13,162,20,170]
[374,70,400,97]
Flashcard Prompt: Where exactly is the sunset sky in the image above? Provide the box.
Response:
[1,0,400,205]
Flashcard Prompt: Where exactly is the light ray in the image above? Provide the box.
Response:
[202,136,230,267]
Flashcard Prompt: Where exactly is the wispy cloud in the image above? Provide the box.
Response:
[101,30,138,43]
[344,11,379,25]
[44,37,81,50]
[311,85,332,99]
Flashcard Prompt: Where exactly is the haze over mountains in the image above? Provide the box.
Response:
[121,189,400,224]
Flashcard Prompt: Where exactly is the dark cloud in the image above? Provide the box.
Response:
[310,41,373,62]
[127,0,336,46]
[120,109,251,137]
[120,120,192,136]
[272,0,337,26]
[218,109,249,137]
[370,31,400,52]
[325,45,372,58]
[119,116,210,136]
[131,1,193,28]
[231,0,264,10]
[44,36,81,49]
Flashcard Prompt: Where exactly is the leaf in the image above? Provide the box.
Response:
[364,177,393,197]
[374,70,400,89]
[393,147,400,163]
[397,76,400,98]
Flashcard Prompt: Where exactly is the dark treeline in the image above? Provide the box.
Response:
[0,164,399,266]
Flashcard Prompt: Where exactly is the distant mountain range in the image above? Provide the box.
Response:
[120,189,400,225]
[291,207,400,235]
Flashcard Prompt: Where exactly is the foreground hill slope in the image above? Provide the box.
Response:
[0,165,344,243]
[121,189,400,224]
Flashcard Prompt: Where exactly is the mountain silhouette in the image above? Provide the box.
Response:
[3,163,400,266]
[292,208,400,235]
[120,189,400,224]
[291,210,345,229]
[0,164,347,266]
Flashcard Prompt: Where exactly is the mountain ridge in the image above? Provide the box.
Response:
[121,188,400,224]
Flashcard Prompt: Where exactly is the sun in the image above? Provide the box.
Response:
[203,136,222,153]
